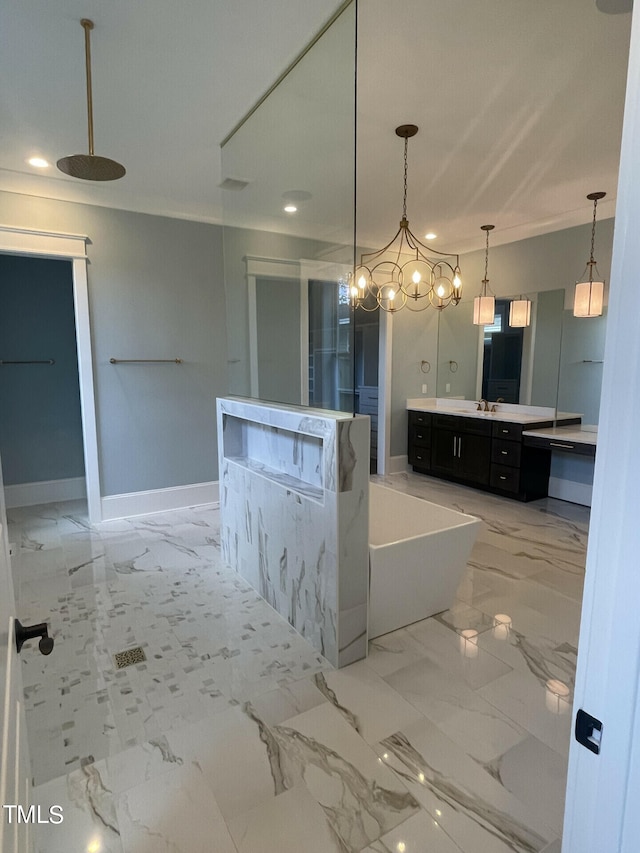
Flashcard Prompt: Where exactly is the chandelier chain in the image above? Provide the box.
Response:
[402,136,408,220]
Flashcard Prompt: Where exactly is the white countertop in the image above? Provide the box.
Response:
[522,425,598,446]
[406,397,580,426]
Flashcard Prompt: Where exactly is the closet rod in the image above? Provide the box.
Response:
[0,359,55,365]
[109,358,183,364]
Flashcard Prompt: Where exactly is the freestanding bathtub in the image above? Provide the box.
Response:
[368,483,481,638]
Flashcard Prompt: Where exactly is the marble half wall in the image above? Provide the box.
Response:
[217,397,370,667]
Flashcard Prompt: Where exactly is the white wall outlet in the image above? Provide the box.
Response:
[446,383,451,392]
[421,383,427,394]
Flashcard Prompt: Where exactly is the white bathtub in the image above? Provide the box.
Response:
[368,483,481,639]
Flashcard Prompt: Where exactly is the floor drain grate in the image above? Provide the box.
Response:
[113,646,146,669]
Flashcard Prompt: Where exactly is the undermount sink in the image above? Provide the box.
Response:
[442,406,499,415]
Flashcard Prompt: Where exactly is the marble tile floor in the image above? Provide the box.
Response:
[7,471,589,853]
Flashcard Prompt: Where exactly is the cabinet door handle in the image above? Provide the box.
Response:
[502,429,509,434]
[499,475,507,480]
[501,450,508,455]
[458,436,462,458]
[453,436,457,457]
[550,442,575,449]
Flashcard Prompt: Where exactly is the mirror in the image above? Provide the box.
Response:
[436,301,477,400]
[556,308,607,423]
[221,5,357,411]
[435,288,606,423]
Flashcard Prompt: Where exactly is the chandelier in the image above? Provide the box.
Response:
[349,125,462,313]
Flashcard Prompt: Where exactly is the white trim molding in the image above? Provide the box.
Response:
[4,477,86,508]
[0,225,88,259]
[548,476,593,507]
[100,481,220,521]
[377,310,393,475]
[386,454,410,475]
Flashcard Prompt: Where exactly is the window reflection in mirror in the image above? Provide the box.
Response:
[481,300,524,403]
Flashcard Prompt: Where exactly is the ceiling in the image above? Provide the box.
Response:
[0,0,633,253]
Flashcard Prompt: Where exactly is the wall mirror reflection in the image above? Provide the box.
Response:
[434,285,607,426]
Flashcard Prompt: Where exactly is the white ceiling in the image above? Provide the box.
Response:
[0,0,633,253]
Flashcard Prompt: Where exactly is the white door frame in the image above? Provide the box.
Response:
[0,225,102,523]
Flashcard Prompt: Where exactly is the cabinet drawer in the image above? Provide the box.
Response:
[409,425,431,448]
[433,414,492,436]
[491,439,522,468]
[408,410,431,428]
[490,464,521,493]
[492,422,523,442]
[408,446,430,469]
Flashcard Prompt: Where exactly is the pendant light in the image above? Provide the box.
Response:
[509,296,531,327]
[473,225,496,325]
[573,192,605,318]
[349,125,462,313]
[57,19,126,181]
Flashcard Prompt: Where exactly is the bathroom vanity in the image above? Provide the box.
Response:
[407,399,581,501]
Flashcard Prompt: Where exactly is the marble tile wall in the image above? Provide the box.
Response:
[217,397,370,668]
[8,468,588,852]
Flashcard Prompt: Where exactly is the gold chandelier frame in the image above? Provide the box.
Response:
[350,125,462,313]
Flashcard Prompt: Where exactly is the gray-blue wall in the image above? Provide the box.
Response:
[0,190,228,496]
[0,254,84,485]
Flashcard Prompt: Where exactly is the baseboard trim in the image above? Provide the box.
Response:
[387,454,409,474]
[548,476,592,507]
[100,481,220,521]
[4,477,86,508]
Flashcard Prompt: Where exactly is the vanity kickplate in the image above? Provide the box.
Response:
[113,646,146,669]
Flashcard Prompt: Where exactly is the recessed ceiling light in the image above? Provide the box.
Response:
[425,232,437,240]
[28,157,49,168]
[284,205,297,213]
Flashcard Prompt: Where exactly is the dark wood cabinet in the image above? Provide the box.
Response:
[407,409,560,502]
[407,411,432,470]
[426,415,491,485]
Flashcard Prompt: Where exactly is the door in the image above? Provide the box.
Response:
[0,255,85,509]
[430,427,458,477]
[562,6,640,848]
[458,432,491,485]
[0,455,31,853]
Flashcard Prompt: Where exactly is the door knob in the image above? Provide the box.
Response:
[15,619,54,656]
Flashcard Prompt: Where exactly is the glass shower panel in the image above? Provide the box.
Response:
[221,2,356,412]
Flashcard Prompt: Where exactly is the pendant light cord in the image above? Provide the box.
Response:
[484,228,489,281]
[590,196,598,263]
[81,19,95,157]
[588,196,598,282]
[482,227,490,295]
